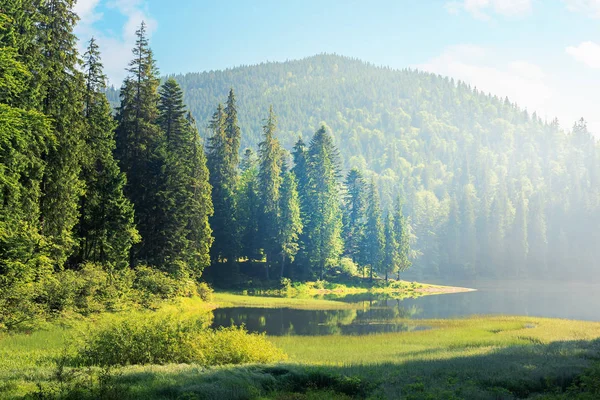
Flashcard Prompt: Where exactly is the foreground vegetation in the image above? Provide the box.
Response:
[2,294,600,399]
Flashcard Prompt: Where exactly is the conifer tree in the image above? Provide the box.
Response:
[156,78,213,277]
[75,38,138,269]
[393,196,412,280]
[383,211,398,282]
[206,103,239,268]
[115,22,163,266]
[302,126,343,279]
[362,180,384,281]
[38,0,86,266]
[183,112,214,277]
[237,149,261,262]
[278,166,303,278]
[343,168,367,264]
[0,11,53,328]
[258,107,283,277]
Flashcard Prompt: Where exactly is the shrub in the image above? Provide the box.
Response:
[77,315,286,367]
[338,257,359,277]
[197,282,214,302]
[202,326,288,366]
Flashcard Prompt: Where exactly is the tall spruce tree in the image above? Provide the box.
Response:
[0,10,53,328]
[393,196,412,280]
[278,165,303,278]
[383,211,398,282]
[302,126,343,279]
[156,78,213,277]
[237,149,262,262]
[206,103,239,270]
[183,112,214,277]
[343,168,367,264]
[362,180,384,281]
[38,0,86,266]
[75,38,138,269]
[258,106,283,278]
[115,22,163,266]
[291,138,310,275]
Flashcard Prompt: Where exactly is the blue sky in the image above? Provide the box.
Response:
[74,0,600,134]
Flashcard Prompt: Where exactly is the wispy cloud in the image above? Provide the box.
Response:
[74,0,157,86]
[566,41,600,68]
[445,0,533,20]
[562,0,600,18]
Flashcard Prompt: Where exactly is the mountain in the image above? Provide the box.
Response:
[108,54,600,280]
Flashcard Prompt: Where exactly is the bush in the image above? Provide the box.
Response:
[77,315,286,367]
[197,282,214,302]
[202,326,288,365]
[338,257,359,277]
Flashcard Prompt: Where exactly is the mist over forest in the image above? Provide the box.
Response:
[108,54,600,281]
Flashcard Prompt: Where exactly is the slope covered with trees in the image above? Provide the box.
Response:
[108,54,600,280]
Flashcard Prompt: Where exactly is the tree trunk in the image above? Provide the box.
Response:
[280,253,285,279]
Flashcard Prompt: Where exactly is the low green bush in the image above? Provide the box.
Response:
[77,314,286,367]
[197,281,214,302]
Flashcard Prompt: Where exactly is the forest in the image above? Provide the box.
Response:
[108,53,600,281]
[0,2,412,329]
[3,2,600,399]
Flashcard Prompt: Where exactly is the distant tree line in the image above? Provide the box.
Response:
[106,55,600,281]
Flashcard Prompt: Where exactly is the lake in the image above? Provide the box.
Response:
[211,280,600,336]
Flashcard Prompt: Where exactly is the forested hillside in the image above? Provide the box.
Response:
[108,55,600,280]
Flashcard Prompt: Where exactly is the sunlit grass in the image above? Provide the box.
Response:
[2,296,600,399]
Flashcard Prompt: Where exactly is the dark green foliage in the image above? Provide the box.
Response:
[37,0,86,266]
[342,168,367,264]
[75,38,138,270]
[258,106,284,276]
[301,126,344,279]
[278,167,303,278]
[206,103,239,267]
[156,78,213,277]
[362,180,384,280]
[236,149,262,261]
[115,22,163,267]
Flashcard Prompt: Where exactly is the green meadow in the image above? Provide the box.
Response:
[1,294,600,399]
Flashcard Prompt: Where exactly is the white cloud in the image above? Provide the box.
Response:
[562,0,600,18]
[74,0,157,86]
[566,41,600,68]
[416,45,600,136]
[445,0,532,20]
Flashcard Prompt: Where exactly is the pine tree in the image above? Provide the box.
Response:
[393,196,412,280]
[383,211,398,282]
[206,103,239,270]
[343,168,367,264]
[278,166,303,278]
[291,137,310,276]
[302,126,343,279]
[38,0,86,266]
[75,38,138,269]
[156,78,213,277]
[183,112,214,277]
[362,180,384,281]
[0,11,53,328]
[258,106,283,278]
[114,22,163,266]
[237,150,261,262]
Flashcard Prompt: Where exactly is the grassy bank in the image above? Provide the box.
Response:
[233,278,475,300]
[2,296,600,399]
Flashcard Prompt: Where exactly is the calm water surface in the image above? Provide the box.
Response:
[211,280,600,336]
